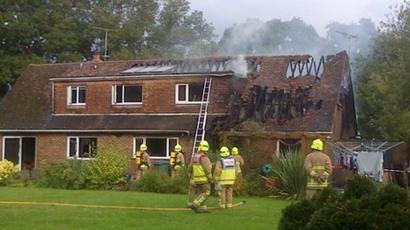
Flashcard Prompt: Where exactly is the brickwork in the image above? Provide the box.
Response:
[0,133,194,170]
[54,77,231,114]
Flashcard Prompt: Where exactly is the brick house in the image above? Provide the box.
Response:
[0,51,357,171]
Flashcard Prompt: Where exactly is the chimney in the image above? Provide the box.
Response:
[92,52,103,62]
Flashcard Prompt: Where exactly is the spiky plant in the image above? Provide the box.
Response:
[271,149,307,199]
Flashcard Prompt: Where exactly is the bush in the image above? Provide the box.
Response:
[271,150,307,199]
[279,175,410,230]
[243,171,277,196]
[131,168,189,194]
[279,199,316,230]
[37,159,89,189]
[86,144,129,190]
[0,160,19,186]
[344,174,377,199]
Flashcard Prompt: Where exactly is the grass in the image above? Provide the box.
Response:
[0,187,289,230]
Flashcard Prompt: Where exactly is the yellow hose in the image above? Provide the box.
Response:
[0,200,245,211]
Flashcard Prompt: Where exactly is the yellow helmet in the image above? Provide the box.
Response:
[231,147,239,155]
[311,139,324,151]
[199,140,209,152]
[140,144,147,151]
[174,144,182,152]
[220,146,230,157]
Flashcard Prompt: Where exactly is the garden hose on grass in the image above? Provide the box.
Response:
[0,200,246,211]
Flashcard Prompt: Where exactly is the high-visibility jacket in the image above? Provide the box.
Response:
[215,157,236,185]
[305,150,332,189]
[191,153,209,184]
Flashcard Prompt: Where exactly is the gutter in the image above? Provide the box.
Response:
[49,73,233,82]
[0,129,191,135]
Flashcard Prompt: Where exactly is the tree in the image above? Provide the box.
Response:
[357,2,410,142]
[0,0,216,97]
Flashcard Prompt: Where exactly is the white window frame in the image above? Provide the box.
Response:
[67,136,97,160]
[2,136,37,170]
[112,85,143,105]
[132,137,179,160]
[67,86,86,105]
[175,83,203,104]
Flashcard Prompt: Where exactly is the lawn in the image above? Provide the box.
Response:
[0,187,289,230]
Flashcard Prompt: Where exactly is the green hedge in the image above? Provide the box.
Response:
[279,175,410,230]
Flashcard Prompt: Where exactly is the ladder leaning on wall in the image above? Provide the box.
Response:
[191,78,212,156]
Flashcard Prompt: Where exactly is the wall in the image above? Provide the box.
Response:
[0,133,194,173]
[54,76,231,114]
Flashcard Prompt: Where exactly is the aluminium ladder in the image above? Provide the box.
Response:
[191,78,212,156]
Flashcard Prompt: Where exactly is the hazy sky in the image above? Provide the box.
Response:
[189,0,404,37]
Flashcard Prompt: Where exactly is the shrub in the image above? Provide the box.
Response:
[243,171,277,196]
[279,199,316,230]
[343,174,376,199]
[131,168,189,194]
[86,144,129,190]
[37,159,89,189]
[280,175,410,230]
[0,160,19,186]
[271,149,307,199]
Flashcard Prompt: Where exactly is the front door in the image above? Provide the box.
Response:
[3,137,36,170]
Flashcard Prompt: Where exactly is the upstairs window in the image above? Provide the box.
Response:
[113,85,142,104]
[176,83,203,104]
[67,86,86,105]
[67,137,97,159]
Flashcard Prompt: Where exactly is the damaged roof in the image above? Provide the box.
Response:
[0,52,352,133]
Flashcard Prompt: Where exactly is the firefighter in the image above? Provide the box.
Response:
[169,144,185,178]
[188,140,212,213]
[305,138,332,199]
[214,146,236,208]
[231,147,245,190]
[135,144,151,180]
[231,147,245,176]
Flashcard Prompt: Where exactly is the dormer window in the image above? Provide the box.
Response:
[176,83,203,104]
[67,86,86,105]
[112,85,142,105]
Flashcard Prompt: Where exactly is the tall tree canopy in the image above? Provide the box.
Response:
[357,2,410,142]
[0,0,216,95]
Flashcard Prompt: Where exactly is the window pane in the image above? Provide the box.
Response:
[4,138,20,165]
[79,138,97,158]
[188,84,203,101]
[115,85,123,103]
[78,87,86,103]
[124,86,142,102]
[146,138,166,157]
[69,138,77,157]
[71,87,78,104]
[168,138,178,157]
[178,85,186,101]
[135,138,144,155]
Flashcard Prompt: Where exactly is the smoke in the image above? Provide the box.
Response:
[228,55,248,78]
[217,17,377,60]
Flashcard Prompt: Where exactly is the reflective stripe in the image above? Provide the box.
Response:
[312,166,325,170]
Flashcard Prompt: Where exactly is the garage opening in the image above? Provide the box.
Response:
[3,137,36,170]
